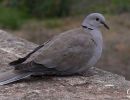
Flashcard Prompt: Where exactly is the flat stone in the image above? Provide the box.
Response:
[0,30,130,100]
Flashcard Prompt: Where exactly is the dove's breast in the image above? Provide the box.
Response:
[87,29,103,66]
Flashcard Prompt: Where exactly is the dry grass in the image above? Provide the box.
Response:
[11,13,130,80]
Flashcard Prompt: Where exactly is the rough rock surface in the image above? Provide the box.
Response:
[0,30,130,100]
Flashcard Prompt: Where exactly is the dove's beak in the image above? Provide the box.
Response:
[100,21,110,30]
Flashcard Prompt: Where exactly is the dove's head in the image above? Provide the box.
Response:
[82,13,109,30]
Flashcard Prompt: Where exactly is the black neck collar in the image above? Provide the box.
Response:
[82,25,93,30]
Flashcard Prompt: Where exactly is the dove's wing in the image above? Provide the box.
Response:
[29,28,96,74]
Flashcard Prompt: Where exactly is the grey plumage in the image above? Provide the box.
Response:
[0,70,32,85]
[34,28,96,73]
[0,13,109,85]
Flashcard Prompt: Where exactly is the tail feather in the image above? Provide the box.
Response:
[0,70,32,85]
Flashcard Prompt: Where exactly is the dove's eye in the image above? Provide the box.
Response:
[96,18,99,21]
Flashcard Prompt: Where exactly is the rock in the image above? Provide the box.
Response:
[0,30,130,100]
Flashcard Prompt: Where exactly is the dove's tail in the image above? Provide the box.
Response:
[0,70,32,85]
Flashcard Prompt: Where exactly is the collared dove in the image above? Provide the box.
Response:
[0,13,109,85]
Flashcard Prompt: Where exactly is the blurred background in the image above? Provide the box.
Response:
[0,0,130,80]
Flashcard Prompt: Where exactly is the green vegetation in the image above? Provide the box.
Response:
[0,7,28,29]
[4,0,71,18]
[110,0,130,13]
[0,0,130,29]
[71,0,130,15]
